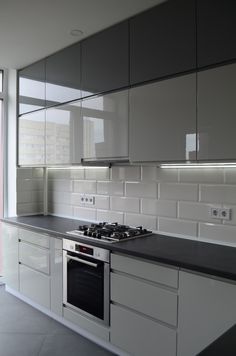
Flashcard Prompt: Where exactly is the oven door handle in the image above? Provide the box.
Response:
[66,254,98,268]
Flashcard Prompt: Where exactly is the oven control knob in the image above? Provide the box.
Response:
[97,233,102,239]
[84,231,88,236]
[88,231,92,237]
[92,232,97,238]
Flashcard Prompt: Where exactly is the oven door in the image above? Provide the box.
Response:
[63,250,110,325]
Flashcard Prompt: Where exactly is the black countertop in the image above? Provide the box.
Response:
[2,215,236,282]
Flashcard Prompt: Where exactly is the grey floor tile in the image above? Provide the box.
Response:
[0,333,46,356]
[38,334,114,356]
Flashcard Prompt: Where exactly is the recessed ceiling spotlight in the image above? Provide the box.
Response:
[70,29,84,37]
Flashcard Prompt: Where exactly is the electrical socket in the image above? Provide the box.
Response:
[219,208,231,220]
[210,207,220,219]
[83,194,95,206]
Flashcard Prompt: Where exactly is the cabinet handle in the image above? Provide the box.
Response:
[66,254,98,268]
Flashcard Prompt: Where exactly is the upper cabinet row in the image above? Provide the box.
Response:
[18,0,236,115]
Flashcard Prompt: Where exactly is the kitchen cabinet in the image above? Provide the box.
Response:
[129,73,196,162]
[177,271,236,356]
[110,253,178,356]
[46,43,81,107]
[82,90,128,161]
[81,21,129,97]
[18,110,45,166]
[130,0,196,85]
[50,238,63,316]
[197,0,236,68]
[197,63,236,161]
[18,59,45,115]
[1,223,19,290]
[46,101,82,165]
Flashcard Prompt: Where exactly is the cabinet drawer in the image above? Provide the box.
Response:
[19,264,50,309]
[111,273,177,326]
[19,241,50,275]
[63,307,109,341]
[19,228,50,248]
[111,253,178,288]
[111,304,176,356]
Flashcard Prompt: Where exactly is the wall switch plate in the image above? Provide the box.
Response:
[219,208,231,220]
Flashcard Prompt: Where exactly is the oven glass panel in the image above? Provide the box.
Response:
[67,254,104,320]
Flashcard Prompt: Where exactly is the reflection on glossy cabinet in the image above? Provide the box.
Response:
[129,74,197,162]
[18,60,45,115]
[46,101,82,164]
[50,238,63,316]
[18,110,45,165]
[82,90,129,160]
[197,63,236,160]
[46,43,81,107]
[2,223,19,290]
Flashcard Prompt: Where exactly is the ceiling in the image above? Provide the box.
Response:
[0,0,165,69]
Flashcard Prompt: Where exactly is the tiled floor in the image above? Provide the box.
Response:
[0,285,115,356]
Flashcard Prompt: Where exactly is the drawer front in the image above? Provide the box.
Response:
[111,253,178,288]
[111,273,177,326]
[19,264,50,309]
[63,307,109,341]
[111,304,176,356]
[19,228,50,248]
[19,242,50,275]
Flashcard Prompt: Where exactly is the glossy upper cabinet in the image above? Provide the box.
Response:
[18,110,45,165]
[130,0,196,85]
[46,43,81,107]
[129,74,196,162]
[82,90,128,160]
[197,0,236,68]
[46,101,82,165]
[81,21,129,97]
[18,60,45,115]
[197,63,236,161]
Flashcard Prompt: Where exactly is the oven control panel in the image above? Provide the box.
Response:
[63,239,110,263]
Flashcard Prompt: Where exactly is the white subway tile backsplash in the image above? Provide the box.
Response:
[73,207,96,221]
[125,182,157,198]
[224,168,236,184]
[71,193,85,206]
[48,191,71,205]
[179,168,224,184]
[159,217,198,237]
[49,203,73,217]
[94,195,109,210]
[85,168,110,180]
[156,168,179,182]
[48,169,71,180]
[111,166,141,181]
[17,168,33,179]
[160,183,198,201]
[48,179,73,192]
[125,213,157,230]
[17,203,44,215]
[110,196,140,213]
[97,181,124,196]
[199,223,236,245]
[178,201,222,223]
[141,199,177,218]
[200,185,236,204]
[73,180,96,194]
[69,169,85,180]
[31,191,44,202]
[97,210,124,224]
[17,191,32,204]
[31,180,43,191]
[141,166,157,181]
[32,168,44,179]
[17,179,33,191]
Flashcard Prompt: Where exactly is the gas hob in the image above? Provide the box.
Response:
[66,222,152,243]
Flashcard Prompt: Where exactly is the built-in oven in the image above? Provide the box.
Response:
[63,239,110,326]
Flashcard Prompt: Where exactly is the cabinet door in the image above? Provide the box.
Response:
[197,0,236,68]
[1,223,19,290]
[18,110,45,166]
[82,90,128,160]
[197,63,236,160]
[46,43,81,106]
[46,101,82,164]
[18,60,45,115]
[50,238,63,316]
[130,0,196,85]
[81,21,129,97]
[178,271,236,356]
[129,74,196,162]
[19,241,50,275]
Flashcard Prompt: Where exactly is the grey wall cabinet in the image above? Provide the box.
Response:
[46,101,82,165]
[2,223,19,290]
[82,90,128,161]
[197,0,236,68]
[46,44,81,107]
[197,63,236,161]
[81,21,129,97]
[129,73,197,162]
[18,60,46,115]
[130,0,196,85]
[177,271,236,356]
[18,110,46,166]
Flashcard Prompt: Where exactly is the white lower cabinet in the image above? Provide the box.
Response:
[177,271,236,356]
[110,253,178,356]
[50,238,63,316]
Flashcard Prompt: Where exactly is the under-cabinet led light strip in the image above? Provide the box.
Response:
[47,166,109,170]
[160,163,236,168]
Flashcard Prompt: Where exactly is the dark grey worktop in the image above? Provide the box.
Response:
[2,215,236,282]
